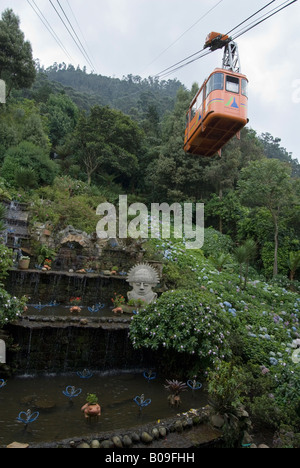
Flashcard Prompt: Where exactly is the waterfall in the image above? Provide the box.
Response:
[6,323,151,375]
[26,328,32,373]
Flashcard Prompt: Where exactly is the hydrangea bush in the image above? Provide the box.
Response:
[0,244,27,327]
[0,288,26,327]
[130,289,232,368]
[134,233,300,429]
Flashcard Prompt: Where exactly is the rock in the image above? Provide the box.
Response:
[174,420,183,433]
[100,440,114,448]
[7,442,29,449]
[237,408,250,418]
[141,432,153,444]
[183,418,193,429]
[242,432,253,445]
[131,432,140,443]
[78,442,90,448]
[34,398,56,411]
[258,444,270,449]
[112,436,123,448]
[211,414,225,429]
[152,428,160,439]
[159,427,167,438]
[122,435,132,447]
[91,440,100,448]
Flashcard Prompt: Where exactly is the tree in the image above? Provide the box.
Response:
[42,93,79,149]
[0,9,36,98]
[238,159,293,277]
[65,106,143,187]
[260,132,300,178]
[288,251,300,281]
[146,85,207,202]
[234,239,257,289]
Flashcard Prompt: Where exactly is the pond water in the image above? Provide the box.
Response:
[0,372,207,447]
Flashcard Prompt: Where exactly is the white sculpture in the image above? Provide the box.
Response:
[126,263,160,305]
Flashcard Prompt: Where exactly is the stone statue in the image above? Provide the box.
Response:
[126,263,160,305]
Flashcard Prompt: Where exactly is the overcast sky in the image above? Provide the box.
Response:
[1,0,300,161]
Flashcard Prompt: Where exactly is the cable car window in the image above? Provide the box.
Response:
[206,73,224,97]
[226,76,239,93]
[191,103,196,119]
[242,79,248,97]
[191,89,203,119]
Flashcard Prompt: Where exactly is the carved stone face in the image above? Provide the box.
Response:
[127,264,159,305]
[131,279,153,298]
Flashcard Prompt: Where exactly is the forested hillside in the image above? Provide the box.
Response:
[1,8,300,446]
[0,7,299,284]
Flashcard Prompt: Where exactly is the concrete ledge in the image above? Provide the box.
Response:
[14,315,132,329]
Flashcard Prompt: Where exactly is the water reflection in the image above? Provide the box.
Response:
[0,372,207,446]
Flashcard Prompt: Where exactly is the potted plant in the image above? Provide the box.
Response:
[69,297,82,313]
[164,379,188,408]
[43,258,52,271]
[123,298,146,314]
[18,256,30,270]
[111,293,125,313]
[36,244,56,269]
[81,393,101,419]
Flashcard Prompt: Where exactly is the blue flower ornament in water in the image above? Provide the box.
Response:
[63,386,82,399]
[77,369,93,379]
[88,303,105,313]
[133,394,151,409]
[143,371,157,382]
[0,379,6,389]
[17,409,39,426]
[187,380,202,390]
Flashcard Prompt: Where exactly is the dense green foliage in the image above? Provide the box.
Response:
[0,9,36,98]
[131,235,300,438]
[0,7,300,445]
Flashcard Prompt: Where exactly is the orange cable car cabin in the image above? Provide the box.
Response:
[184,33,249,157]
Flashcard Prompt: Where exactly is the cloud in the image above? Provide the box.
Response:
[1,0,299,160]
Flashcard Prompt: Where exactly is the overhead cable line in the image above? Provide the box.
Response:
[56,0,97,72]
[26,0,74,63]
[226,0,276,35]
[141,0,224,74]
[65,0,97,70]
[232,0,298,40]
[155,0,280,79]
[48,0,95,72]
[155,0,298,80]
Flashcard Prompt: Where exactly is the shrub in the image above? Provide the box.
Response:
[1,141,59,188]
[129,289,232,368]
